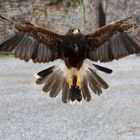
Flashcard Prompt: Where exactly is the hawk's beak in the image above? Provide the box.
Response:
[73,29,79,34]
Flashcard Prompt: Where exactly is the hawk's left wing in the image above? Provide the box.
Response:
[86,15,140,62]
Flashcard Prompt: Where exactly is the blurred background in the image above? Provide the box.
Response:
[0,0,140,140]
[0,0,140,32]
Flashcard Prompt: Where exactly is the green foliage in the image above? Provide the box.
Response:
[48,0,63,5]
[48,0,82,6]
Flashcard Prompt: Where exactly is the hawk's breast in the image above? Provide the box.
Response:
[63,34,88,68]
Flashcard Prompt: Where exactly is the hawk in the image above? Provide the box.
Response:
[0,15,140,103]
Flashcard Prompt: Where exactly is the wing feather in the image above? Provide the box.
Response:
[86,15,140,62]
[0,15,64,63]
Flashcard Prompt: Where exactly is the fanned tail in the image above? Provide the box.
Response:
[35,59,112,104]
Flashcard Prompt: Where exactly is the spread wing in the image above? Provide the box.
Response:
[0,15,64,63]
[86,15,140,62]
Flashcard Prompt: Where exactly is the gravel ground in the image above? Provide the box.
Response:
[0,56,140,140]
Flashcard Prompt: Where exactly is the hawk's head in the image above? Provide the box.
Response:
[67,28,81,35]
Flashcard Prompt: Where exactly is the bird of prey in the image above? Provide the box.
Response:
[0,14,140,103]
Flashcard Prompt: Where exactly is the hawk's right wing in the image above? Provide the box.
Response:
[86,15,140,62]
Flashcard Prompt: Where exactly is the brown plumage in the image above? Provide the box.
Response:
[0,14,140,103]
[86,16,140,62]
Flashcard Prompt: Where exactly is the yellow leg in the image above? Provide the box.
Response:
[68,69,73,88]
[77,71,81,88]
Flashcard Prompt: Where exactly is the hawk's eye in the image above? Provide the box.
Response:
[71,29,74,32]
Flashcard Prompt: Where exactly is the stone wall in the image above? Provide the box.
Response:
[106,0,140,23]
[0,0,140,34]
[0,0,100,33]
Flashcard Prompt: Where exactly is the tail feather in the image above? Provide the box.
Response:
[37,66,55,77]
[69,75,82,102]
[62,78,69,103]
[93,64,112,74]
[81,76,91,101]
[87,72,102,95]
[36,74,51,84]
[42,72,58,93]
[49,73,63,98]
[69,86,82,102]
[89,68,109,89]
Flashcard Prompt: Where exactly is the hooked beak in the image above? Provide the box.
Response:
[73,29,79,34]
